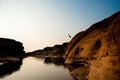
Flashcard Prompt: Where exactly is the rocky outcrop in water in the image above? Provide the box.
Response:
[64,11,120,80]
[0,38,25,57]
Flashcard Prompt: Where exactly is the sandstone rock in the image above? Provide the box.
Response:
[65,11,120,80]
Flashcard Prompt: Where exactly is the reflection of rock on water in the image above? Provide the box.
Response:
[44,57,52,63]
[0,58,23,78]
[66,64,89,80]
[44,57,65,66]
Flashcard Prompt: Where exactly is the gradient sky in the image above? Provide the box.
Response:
[0,0,120,52]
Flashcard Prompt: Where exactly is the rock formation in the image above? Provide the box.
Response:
[27,42,68,58]
[64,11,120,80]
[0,38,25,57]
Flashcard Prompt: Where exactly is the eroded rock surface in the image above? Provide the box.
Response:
[64,11,120,80]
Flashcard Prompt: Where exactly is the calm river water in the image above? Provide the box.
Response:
[0,57,74,80]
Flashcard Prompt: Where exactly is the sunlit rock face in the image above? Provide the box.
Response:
[64,11,120,80]
[0,38,25,57]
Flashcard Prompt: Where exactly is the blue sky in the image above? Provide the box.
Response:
[0,0,120,52]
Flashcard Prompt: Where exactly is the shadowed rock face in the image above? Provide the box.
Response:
[64,11,120,80]
[0,38,25,57]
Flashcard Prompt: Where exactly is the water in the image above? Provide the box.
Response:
[0,57,74,80]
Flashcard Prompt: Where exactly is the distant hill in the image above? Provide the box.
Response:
[64,11,120,80]
[26,42,68,58]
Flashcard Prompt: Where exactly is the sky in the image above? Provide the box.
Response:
[0,0,120,52]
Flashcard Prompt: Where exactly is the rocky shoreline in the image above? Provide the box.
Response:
[0,11,120,80]
[64,11,120,80]
[24,11,120,80]
[27,11,120,80]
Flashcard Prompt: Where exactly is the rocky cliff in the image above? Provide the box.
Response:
[64,11,120,80]
[0,38,25,57]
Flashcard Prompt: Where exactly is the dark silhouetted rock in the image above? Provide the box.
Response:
[0,38,25,57]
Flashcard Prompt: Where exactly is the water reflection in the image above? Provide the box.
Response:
[1,57,74,80]
[44,57,90,80]
[0,58,23,78]
[66,64,89,80]
[44,57,65,66]
[0,56,87,80]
